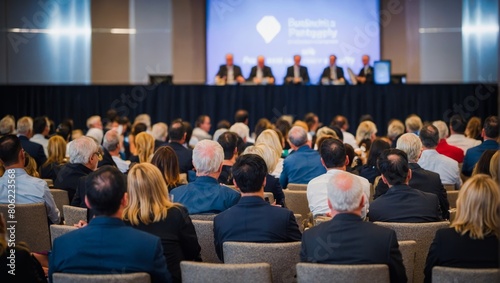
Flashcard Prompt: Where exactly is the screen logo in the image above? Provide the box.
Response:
[256,16,281,43]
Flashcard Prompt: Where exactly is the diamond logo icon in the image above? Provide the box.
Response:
[256,16,281,44]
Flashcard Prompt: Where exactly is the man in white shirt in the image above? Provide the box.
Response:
[30,116,50,156]
[446,114,481,153]
[190,115,212,147]
[307,138,370,219]
[418,124,461,189]
[331,115,358,149]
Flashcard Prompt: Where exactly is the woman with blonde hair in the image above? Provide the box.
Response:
[424,174,499,282]
[40,135,67,182]
[489,151,499,183]
[130,132,155,163]
[465,116,482,140]
[24,153,39,178]
[151,146,181,191]
[256,129,284,177]
[123,163,200,283]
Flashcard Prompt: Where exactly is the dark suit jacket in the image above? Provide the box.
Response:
[284,65,310,84]
[462,140,499,176]
[300,213,407,283]
[320,66,345,81]
[19,135,46,168]
[264,174,285,206]
[214,196,302,261]
[247,65,274,81]
[155,140,167,152]
[358,66,374,84]
[424,228,499,283]
[215,65,244,81]
[374,163,449,219]
[369,184,442,223]
[167,142,193,174]
[97,148,117,168]
[55,163,93,202]
[49,217,172,283]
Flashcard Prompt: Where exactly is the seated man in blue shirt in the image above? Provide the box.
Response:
[170,140,240,214]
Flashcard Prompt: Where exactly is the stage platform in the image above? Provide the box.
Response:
[1,84,497,134]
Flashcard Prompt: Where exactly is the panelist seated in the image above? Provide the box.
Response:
[320,54,346,85]
[356,54,374,84]
[215,53,245,85]
[284,55,310,85]
[247,55,275,85]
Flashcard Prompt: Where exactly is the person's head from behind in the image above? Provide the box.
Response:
[419,123,439,149]
[319,138,348,169]
[396,133,422,163]
[327,170,364,216]
[85,166,127,217]
[243,144,278,173]
[24,154,39,177]
[0,135,24,168]
[256,129,282,159]
[254,118,272,139]
[151,122,168,142]
[103,130,120,154]
[432,120,449,140]
[387,119,405,141]
[356,121,377,145]
[449,114,466,134]
[229,123,250,142]
[193,140,224,176]
[86,115,102,130]
[315,127,339,149]
[465,116,481,138]
[16,116,33,137]
[135,132,155,163]
[151,146,180,188]
[304,112,319,133]
[452,174,500,239]
[68,136,100,170]
[288,126,308,149]
[405,114,422,134]
[33,116,49,136]
[366,138,391,167]
[234,109,249,124]
[217,131,239,161]
[332,115,349,131]
[169,120,186,143]
[124,163,175,225]
[232,154,267,193]
[196,115,211,133]
[0,116,15,135]
[482,116,499,140]
[46,135,67,164]
[377,149,410,187]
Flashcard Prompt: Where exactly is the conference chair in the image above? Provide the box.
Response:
[398,240,417,283]
[179,173,188,184]
[431,266,499,283]
[264,192,275,204]
[50,224,78,245]
[296,263,390,283]
[50,189,69,221]
[52,272,151,283]
[287,183,307,191]
[63,205,87,226]
[0,203,51,252]
[191,220,221,263]
[447,191,459,208]
[374,221,450,283]
[44,178,54,187]
[181,262,272,283]
[223,241,301,283]
[443,184,455,191]
[189,214,217,221]
[283,190,310,221]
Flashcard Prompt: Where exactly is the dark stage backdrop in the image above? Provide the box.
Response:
[1,84,497,136]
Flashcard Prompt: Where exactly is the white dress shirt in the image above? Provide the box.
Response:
[30,134,49,156]
[112,156,131,173]
[418,149,462,188]
[446,134,481,154]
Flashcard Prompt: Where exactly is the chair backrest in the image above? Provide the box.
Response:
[296,263,389,283]
[52,272,151,283]
[294,214,303,232]
[287,183,307,191]
[223,241,301,283]
[443,184,455,191]
[0,203,51,252]
[190,214,217,221]
[50,224,78,245]
[50,189,69,220]
[283,190,310,220]
[374,221,450,283]
[181,261,272,283]
[313,216,332,226]
[447,191,459,208]
[191,220,221,263]
[63,205,88,226]
[432,266,500,283]
[44,178,54,187]
[398,240,417,283]
[179,173,188,184]
[264,192,275,204]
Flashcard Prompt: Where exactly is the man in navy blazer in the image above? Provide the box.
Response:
[462,115,499,176]
[284,55,310,84]
[369,149,442,223]
[320,55,346,84]
[247,55,275,84]
[167,121,194,174]
[17,116,47,167]
[215,53,245,84]
[214,154,301,261]
[300,170,407,283]
[49,166,172,283]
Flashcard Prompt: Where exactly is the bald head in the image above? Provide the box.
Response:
[257,56,265,68]
[225,53,234,66]
[327,171,363,213]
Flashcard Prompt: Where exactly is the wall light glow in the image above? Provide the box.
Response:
[462,25,499,34]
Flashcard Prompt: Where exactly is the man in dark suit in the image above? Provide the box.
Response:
[49,166,172,283]
[247,55,275,84]
[284,55,310,84]
[214,154,301,261]
[16,116,47,167]
[369,149,442,223]
[374,133,450,219]
[356,54,374,84]
[462,115,499,176]
[215,53,245,84]
[167,121,193,174]
[320,55,345,84]
[300,170,407,283]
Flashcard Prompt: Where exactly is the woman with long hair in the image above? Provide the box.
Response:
[40,135,67,182]
[151,146,181,192]
[130,132,155,163]
[123,163,201,283]
[359,138,391,183]
[424,174,499,282]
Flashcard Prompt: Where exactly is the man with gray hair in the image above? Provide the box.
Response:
[170,140,240,214]
[101,129,130,173]
[432,120,464,163]
[17,116,47,167]
[152,122,168,151]
[280,126,326,188]
[300,170,407,283]
[55,136,100,203]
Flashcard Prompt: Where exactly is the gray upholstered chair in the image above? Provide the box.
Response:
[63,205,87,226]
[296,263,390,283]
[50,189,69,221]
[432,266,499,283]
[223,241,301,283]
[52,272,151,283]
[181,261,272,283]
[287,183,307,191]
[50,224,78,245]
[264,192,275,204]
[398,240,417,283]
[447,191,459,208]
[374,221,450,283]
[283,190,310,221]
[192,220,221,263]
[189,214,217,221]
[0,203,51,251]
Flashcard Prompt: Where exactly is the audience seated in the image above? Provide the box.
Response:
[214,154,301,261]
[167,120,194,174]
[253,118,273,140]
[332,115,357,149]
[39,135,67,182]
[212,119,230,142]
[30,116,50,157]
[24,153,40,178]
[300,170,407,283]
[471,149,497,177]
[432,120,464,163]
[424,174,499,283]
[405,114,423,135]
[256,129,285,178]
[0,115,15,137]
[462,116,499,177]
[464,116,482,140]
[217,132,240,185]
[190,115,212,147]
[49,166,172,283]
[151,146,182,192]
[170,140,240,214]
[124,163,201,283]
[17,116,47,168]
[359,138,390,183]
[355,120,377,162]
[447,114,481,153]
[130,132,155,163]
[152,122,169,151]
[386,119,405,148]
[101,130,129,173]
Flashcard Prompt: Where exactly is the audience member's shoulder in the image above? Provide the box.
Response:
[170,183,188,193]
[27,174,49,187]
[219,184,240,196]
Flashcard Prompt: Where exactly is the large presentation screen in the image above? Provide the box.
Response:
[206,0,380,85]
